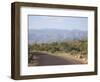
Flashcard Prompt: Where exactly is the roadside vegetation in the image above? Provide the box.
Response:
[28,40,88,64]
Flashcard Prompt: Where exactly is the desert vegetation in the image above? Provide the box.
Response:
[28,40,88,65]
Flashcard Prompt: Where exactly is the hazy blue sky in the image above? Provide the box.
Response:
[28,15,88,31]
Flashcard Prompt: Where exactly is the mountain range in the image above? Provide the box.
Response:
[28,29,87,44]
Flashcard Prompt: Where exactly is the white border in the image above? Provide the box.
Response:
[20,7,95,75]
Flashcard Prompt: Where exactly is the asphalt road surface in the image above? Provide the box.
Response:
[29,52,84,66]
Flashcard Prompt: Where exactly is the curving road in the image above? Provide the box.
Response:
[29,52,84,66]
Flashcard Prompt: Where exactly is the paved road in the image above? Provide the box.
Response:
[29,52,84,66]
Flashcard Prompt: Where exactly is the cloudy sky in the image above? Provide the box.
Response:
[28,15,88,31]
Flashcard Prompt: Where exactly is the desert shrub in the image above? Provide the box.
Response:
[70,50,78,55]
[28,40,87,55]
[28,53,33,63]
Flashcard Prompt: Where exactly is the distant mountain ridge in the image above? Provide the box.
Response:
[28,29,87,44]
